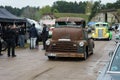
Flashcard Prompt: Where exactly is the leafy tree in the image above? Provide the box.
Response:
[85,1,93,15]
[114,0,120,9]
[21,6,40,20]
[88,1,101,21]
[3,6,22,16]
[39,5,52,15]
[0,0,120,21]
[52,9,59,13]
[106,3,114,9]
[52,1,86,13]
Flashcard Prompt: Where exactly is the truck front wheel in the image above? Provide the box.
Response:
[83,47,88,60]
[48,56,55,60]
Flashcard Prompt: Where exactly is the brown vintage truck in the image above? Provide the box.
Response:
[45,17,94,60]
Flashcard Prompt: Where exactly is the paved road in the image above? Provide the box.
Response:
[0,40,116,80]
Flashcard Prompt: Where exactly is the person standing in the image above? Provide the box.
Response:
[0,24,3,56]
[15,26,19,47]
[29,23,38,49]
[5,25,16,57]
[18,24,26,48]
[115,25,118,33]
[41,24,49,50]
[35,36,39,49]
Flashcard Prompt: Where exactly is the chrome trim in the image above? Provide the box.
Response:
[58,39,71,41]
[107,71,120,74]
[98,29,103,37]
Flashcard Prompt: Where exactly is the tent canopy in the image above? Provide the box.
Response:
[0,8,26,23]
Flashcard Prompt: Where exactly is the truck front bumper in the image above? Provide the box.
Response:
[45,52,84,58]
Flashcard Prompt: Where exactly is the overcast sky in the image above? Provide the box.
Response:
[0,0,117,8]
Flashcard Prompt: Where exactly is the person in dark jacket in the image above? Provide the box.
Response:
[115,25,118,33]
[41,24,49,50]
[35,36,39,49]
[29,23,38,49]
[18,24,26,48]
[5,25,16,57]
[15,27,19,47]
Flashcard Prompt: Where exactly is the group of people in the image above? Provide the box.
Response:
[29,23,49,50]
[0,24,18,57]
[0,23,49,57]
[0,23,26,57]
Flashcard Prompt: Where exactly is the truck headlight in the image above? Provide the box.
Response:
[79,42,84,46]
[46,40,50,45]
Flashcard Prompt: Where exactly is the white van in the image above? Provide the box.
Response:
[26,18,43,41]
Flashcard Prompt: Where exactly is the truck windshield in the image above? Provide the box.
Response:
[96,24,108,27]
[55,22,82,28]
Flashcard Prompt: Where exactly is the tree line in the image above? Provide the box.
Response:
[52,1,86,13]
[0,0,120,21]
[0,1,87,20]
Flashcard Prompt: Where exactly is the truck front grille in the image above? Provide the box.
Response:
[50,41,77,52]
[98,29,103,37]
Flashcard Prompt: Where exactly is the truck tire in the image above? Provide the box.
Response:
[83,47,88,60]
[48,56,55,60]
[83,51,87,60]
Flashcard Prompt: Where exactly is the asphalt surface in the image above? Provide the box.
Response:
[0,37,116,80]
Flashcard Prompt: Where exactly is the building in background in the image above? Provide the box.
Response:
[40,13,56,27]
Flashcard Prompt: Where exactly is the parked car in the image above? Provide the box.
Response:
[92,22,112,40]
[45,17,94,60]
[97,43,120,80]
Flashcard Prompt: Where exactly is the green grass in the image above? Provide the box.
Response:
[54,13,89,22]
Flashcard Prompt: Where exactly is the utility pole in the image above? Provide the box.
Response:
[105,12,108,22]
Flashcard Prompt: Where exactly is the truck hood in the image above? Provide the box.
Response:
[52,27,83,41]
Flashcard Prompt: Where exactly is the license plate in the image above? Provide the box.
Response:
[47,53,56,56]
